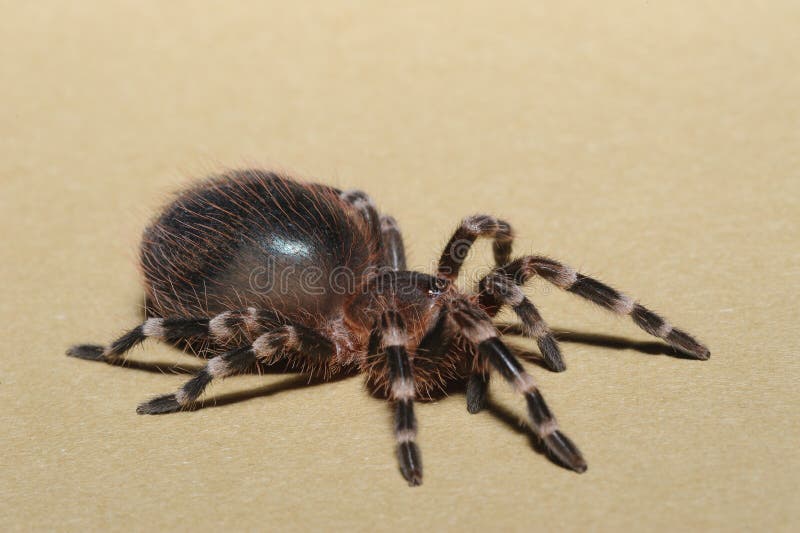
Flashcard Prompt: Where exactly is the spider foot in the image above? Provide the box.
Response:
[137,393,183,415]
[398,442,423,487]
[667,329,711,360]
[543,430,587,473]
[538,335,566,372]
[66,344,106,361]
[466,374,489,414]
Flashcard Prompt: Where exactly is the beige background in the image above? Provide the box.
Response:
[2,2,798,531]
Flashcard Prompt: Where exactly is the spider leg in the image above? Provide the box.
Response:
[341,189,406,271]
[66,308,282,362]
[479,272,566,372]
[137,322,337,414]
[465,372,490,414]
[136,344,256,414]
[448,298,587,472]
[417,308,491,414]
[380,215,407,271]
[374,309,422,486]
[437,214,514,281]
[482,256,710,360]
[340,189,384,259]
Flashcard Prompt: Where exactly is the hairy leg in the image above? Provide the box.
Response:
[437,214,513,281]
[465,372,490,414]
[415,308,489,413]
[481,256,710,359]
[447,298,587,472]
[479,272,566,371]
[137,321,338,414]
[380,215,407,271]
[66,307,285,362]
[340,189,384,260]
[373,309,422,486]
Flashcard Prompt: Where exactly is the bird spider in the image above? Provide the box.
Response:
[68,169,709,486]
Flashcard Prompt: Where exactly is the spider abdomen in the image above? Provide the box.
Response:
[140,170,373,319]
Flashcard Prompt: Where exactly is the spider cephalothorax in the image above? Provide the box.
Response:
[68,169,709,486]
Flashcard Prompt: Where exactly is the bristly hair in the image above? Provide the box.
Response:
[69,168,709,486]
[139,169,380,322]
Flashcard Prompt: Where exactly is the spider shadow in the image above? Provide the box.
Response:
[101,310,689,473]
[104,356,305,376]
[104,358,204,375]
[442,380,574,472]
[188,371,352,411]
[497,323,702,365]
[485,400,576,471]
[462,325,700,473]
[104,356,354,411]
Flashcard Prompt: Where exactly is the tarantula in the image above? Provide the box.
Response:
[68,169,709,486]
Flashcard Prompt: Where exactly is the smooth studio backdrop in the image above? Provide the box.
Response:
[1,2,798,531]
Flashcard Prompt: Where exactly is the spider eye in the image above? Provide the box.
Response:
[428,277,449,296]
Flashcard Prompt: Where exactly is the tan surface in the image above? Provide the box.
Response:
[2,2,798,531]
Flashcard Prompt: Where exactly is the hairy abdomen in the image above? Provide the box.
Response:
[140,170,372,320]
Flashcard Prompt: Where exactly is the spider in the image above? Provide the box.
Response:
[68,169,709,486]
